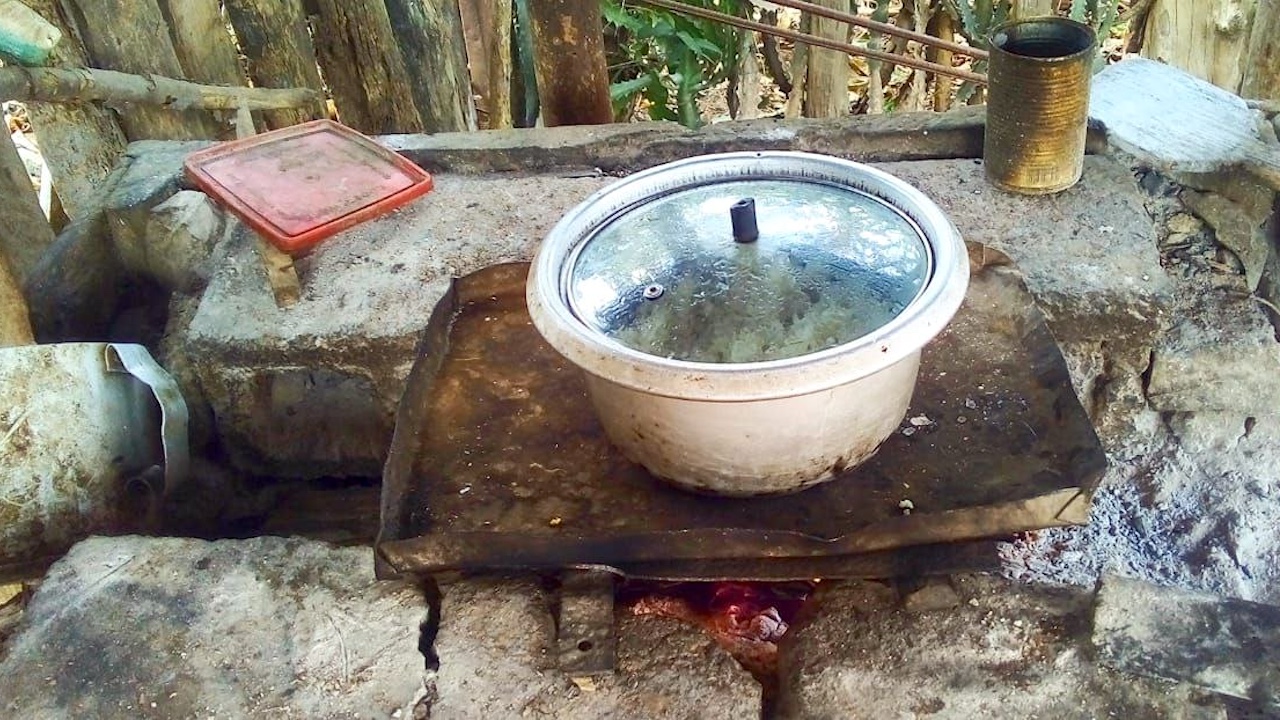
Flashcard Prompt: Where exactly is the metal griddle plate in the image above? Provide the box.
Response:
[377,243,1106,581]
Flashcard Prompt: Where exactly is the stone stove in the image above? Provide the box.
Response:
[3,109,1279,717]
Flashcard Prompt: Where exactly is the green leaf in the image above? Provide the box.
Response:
[610,75,654,104]
[675,53,703,129]
[676,30,720,59]
[1070,0,1089,22]
[947,1,981,45]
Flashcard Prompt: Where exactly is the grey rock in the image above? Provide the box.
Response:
[142,190,226,293]
[106,141,210,279]
[157,292,214,452]
[902,580,961,613]
[776,574,1226,719]
[0,536,426,719]
[1093,574,1280,707]
[23,206,124,341]
[1259,111,1280,146]
[1183,189,1271,291]
[1146,289,1280,415]
[181,173,612,478]
[886,156,1171,338]
[1004,409,1280,607]
[426,578,761,719]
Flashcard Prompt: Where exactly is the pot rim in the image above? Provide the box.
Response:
[527,151,969,402]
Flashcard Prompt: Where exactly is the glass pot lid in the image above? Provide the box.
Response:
[566,178,933,364]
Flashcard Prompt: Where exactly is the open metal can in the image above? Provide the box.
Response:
[984,17,1097,195]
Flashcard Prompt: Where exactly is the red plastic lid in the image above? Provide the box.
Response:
[184,119,434,255]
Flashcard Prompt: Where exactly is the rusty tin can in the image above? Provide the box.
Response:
[984,17,1097,194]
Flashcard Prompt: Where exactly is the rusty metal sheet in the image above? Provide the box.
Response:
[377,243,1105,581]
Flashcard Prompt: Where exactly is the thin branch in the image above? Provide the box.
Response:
[0,66,323,111]
[767,0,988,60]
[635,0,988,85]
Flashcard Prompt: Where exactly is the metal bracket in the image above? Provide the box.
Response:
[555,569,617,674]
[104,343,190,495]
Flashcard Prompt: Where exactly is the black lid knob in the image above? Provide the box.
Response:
[730,198,759,243]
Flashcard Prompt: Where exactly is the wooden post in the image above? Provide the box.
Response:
[729,29,761,120]
[385,0,477,133]
[929,5,955,111]
[223,0,326,129]
[310,0,425,134]
[1141,0,1257,92]
[527,0,612,126]
[459,0,513,129]
[486,0,514,130]
[0,130,55,286]
[19,0,127,219]
[804,0,852,118]
[1241,0,1280,103]
[1011,0,1055,17]
[61,0,224,139]
[156,0,244,86]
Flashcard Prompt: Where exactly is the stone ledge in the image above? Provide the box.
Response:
[776,575,1226,719]
[428,578,761,719]
[178,156,1166,478]
[0,536,426,719]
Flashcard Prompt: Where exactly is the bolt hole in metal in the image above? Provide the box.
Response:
[642,284,665,300]
[577,640,594,652]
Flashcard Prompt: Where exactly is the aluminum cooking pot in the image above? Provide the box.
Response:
[527,152,968,496]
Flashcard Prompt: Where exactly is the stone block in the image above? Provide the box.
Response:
[142,190,226,293]
[884,156,1171,375]
[1146,289,1280,415]
[1183,189,1273,292]
[23,170,125,341]
[776,574,1226,719]
[105,141,210,278]
[181,172,612,478]
[1093,574,1280,708]
[426,578,761,719]
[0,536,426,718]
[172,154,1165,478]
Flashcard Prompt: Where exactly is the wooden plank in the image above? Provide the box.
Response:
[223,0,326,130]
[385,0,476,133]
[1091,57,1280,189]
[485,0,512,129]
[804,0,851,118]
[459,0,512,129]
[19,0,127,219]
[156,0,243,86]
[1140,0,1257,92]
[527,0,612,126]
[730,29,761,120]
[1093,575,1280,708]
[310,0,425,134]
[61,0,223,140]
[0,129,54,286]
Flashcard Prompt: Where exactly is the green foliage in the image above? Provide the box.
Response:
[1069,0,1122,60]
[946,0,1011,49]
[603,0,744,129]
[944,0,1011,103]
